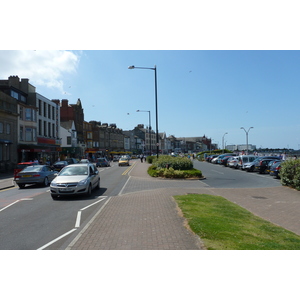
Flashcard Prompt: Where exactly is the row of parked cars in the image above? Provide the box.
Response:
[13,154,132,191]
[205,153,282,179]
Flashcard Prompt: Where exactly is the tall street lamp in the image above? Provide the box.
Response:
[128,65,159,158]
[137,110,152,155]
[222,132,228,153]
[240,127,253,154]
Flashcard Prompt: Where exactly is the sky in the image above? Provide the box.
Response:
[1,1,300,153]
[1,50,299,150]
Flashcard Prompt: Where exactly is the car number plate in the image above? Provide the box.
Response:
[59,188,73,192]
[22,175,32,177]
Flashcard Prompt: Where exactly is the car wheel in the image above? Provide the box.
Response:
[86,184,92,196]
[18,184,25,189]
[44,177,49,186]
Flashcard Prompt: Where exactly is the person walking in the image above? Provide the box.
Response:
[140,154,144,163]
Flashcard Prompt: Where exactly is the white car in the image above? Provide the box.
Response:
[211,156,220,164]
[227,156,239,168]
[50,163,100,199]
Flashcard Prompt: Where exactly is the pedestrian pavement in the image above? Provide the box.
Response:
[1,162,300,249]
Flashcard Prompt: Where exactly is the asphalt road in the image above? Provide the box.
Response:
[0,159,281,250]
[194,160,282,189]
[0,161,130,250]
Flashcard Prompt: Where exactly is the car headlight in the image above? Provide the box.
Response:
[50,181,58,187]
[78,178,88,186]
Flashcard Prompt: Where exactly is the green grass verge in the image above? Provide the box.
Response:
[174,194,300,250]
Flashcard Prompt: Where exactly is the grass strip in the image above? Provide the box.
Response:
[174,194,300,250]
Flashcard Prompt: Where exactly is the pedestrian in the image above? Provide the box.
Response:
[140,154,144,163]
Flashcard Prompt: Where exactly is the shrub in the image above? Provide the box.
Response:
[152,155,193,170]
[147,165,202,179]
[280,159,300,190]
[146,155,155,164]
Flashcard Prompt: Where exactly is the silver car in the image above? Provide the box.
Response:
[15,165,58,189]
[50,163,100,199]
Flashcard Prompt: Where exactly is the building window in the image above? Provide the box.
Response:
[44,102,46,117]
[25,108,31,121]
[6,123,10,134]
[25,128,32,141]
[44,121,47,136]
[52,124,55,138]
[39,100,42,116]
[33,128,36,141]
[38,120,42,135]
[0,122,3,134]
[20,126,23,141]
[32,110,36,122]
[52,107,55,120]
[67,136,71,145]
[19,106,23,120]
[25,127,36,142]
[48,122,51,137]
[11,90,18,100]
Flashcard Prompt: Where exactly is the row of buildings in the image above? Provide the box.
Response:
[0,76,213,172]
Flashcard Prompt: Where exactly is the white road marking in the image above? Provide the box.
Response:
[0,200,20,212]
[38,196,108,249]
[75,211,81,228]
[37,229,77,250]
[66,196,112,250]
[74,197,107,228]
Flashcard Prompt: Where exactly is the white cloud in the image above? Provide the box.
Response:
[0,50,80,94]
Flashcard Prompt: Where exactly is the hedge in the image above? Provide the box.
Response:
[280,159,300,190]
[152,155,193,170]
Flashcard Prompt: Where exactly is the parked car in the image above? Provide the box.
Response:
[119,157,130,166]
[254,157,281,174]
[15,165,57,189]
[52,160,68,171]
[227,156,239,168]
[79,159,90,163]
[211,156,220,164]
[269,161,281,179]
[50,163,100,199]
[265,160,281,174]
[237,155,258,170]
[217,154,236,164]
[220,156,233,166]
[244,156,280,172]
[96,157,110,167]
[206,155,218,162]
[14,161,39,180]
[65,158,78,165]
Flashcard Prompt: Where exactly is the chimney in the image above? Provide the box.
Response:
[8,76,20,88]
[62,99,69,107]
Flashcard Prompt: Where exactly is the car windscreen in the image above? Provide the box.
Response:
[21,166,43,172]
[59,166,88,176]
[54,161,67,165]
[17,164,33,170]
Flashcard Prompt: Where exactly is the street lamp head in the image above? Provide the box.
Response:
[128,65,135,69]
[136,110,140,112]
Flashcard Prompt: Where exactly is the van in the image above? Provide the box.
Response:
[237,155,258,170]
